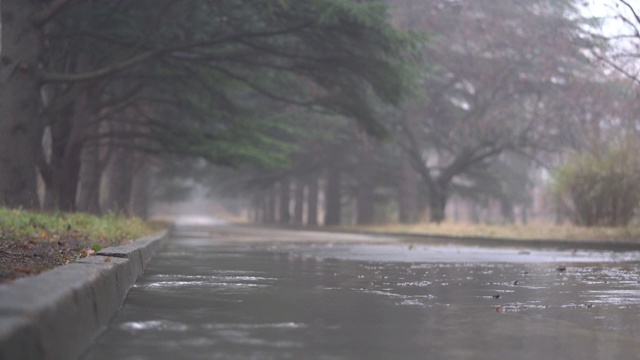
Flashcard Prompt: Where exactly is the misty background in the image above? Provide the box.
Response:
[1,0,639,228]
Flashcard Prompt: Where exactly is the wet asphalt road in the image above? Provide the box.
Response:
[81,222,640,360]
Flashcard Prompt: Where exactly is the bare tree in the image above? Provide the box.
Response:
[392,0,597,222]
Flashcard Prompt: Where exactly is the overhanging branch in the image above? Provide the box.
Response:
[41,23,311,84]
[33,0,78,27]
[41,51,161,83]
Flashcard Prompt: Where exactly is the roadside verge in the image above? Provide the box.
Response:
[0,231,168,360]
[249,223,640,251]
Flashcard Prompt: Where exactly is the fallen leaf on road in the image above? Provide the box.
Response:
[79,248,96,258]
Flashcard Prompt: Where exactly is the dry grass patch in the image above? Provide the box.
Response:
[340,221,640,242]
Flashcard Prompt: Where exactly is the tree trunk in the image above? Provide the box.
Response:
[0,1,41,208]
[293,179,304,225]
[356,168,375,225]
[499,196,515,224]
[264,186,276,224]
[355,136,375,225]
[324,166,341,226]
[131,161,151,219]
[356,187,375,225]
[307,177,319,226]
[252,192,263,223]
[521,206,528,225]
[42,49,97,211]
[428,182,448,223]
[105,148,135,214]
[399,154,418,223]
[48,139,83,211]
[278,178,291,224]
[46,96,92,211]
[77,141,102,214]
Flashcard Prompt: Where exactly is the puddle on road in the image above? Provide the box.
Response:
[133,272,278,296]
[277,242,640,264]
[82,240,640,360]
[120,320,189,332]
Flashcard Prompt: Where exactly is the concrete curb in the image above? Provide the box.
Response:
[0,231,168,360]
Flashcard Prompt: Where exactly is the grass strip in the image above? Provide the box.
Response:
[338,221,640,242]
[0,207,156,246]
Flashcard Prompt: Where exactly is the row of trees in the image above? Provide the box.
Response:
[0,0,414,215]
[213,0,640,227]
[3,0,640,227]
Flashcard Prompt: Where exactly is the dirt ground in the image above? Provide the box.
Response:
[0,237,89,284]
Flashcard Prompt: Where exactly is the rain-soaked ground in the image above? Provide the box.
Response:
[81,221,640,360]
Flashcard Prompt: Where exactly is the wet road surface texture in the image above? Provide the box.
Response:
[81,222,640,360]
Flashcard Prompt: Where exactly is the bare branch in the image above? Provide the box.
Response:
[619,0,640,27]
[591,49,640,84]
[33,0,78,27]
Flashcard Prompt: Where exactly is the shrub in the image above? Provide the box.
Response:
[554,144,640,227]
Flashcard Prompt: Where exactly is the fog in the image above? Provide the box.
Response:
[140,0,640,228]
[5,2,640,358]
[1,0,639,228]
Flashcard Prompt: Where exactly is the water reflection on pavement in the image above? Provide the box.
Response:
[81,225,640,360]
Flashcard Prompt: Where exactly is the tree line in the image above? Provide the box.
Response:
[2,0,640,227]
[0,0,414,216]
[226,0,640,227]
